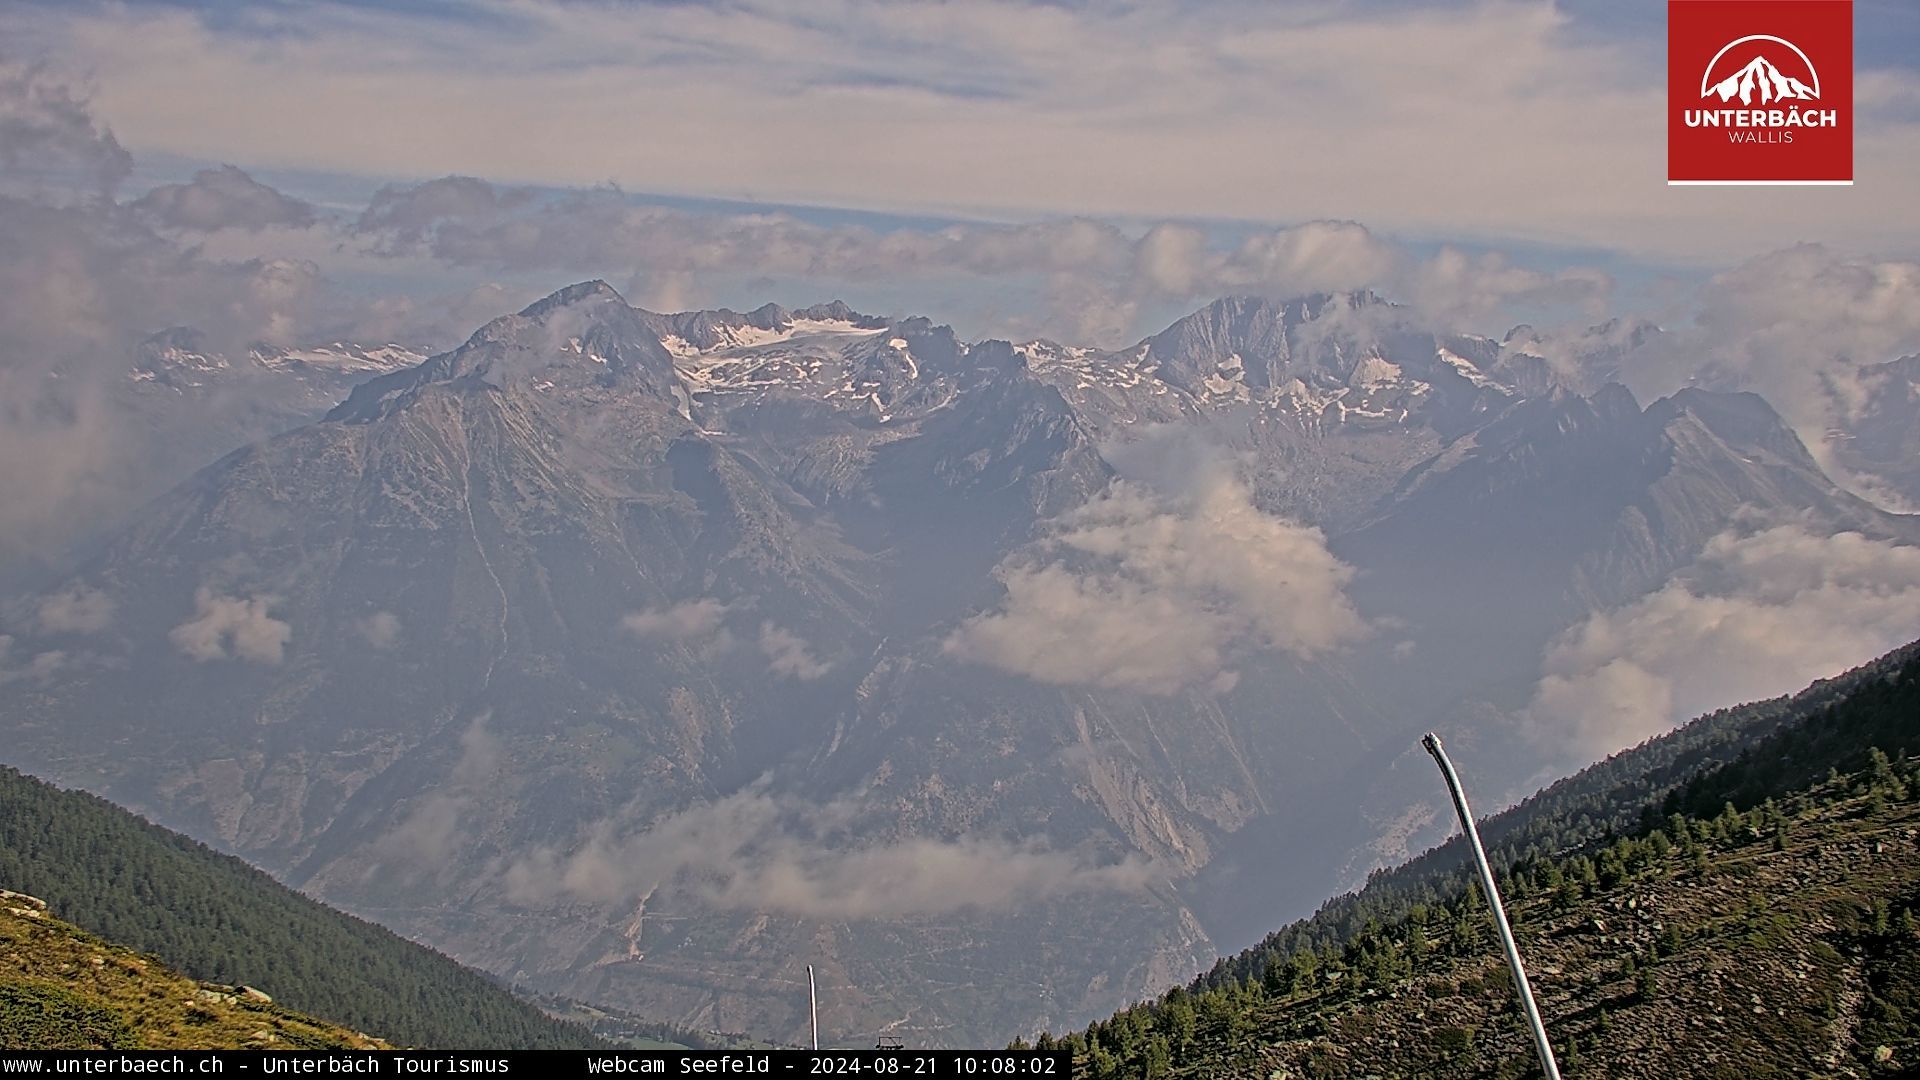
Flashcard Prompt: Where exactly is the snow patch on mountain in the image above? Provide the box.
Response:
[128,332,424,390]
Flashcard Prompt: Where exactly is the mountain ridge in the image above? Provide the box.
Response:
[4,280,1915,1047]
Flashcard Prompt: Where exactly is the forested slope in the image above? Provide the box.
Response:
[1044,639,1920,1077]
[0,765,608,1050]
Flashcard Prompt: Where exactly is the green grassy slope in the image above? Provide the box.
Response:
[3,892,387,1049]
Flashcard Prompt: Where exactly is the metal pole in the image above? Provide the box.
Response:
[807,964,819,1052]
[1423,732,1562,1080]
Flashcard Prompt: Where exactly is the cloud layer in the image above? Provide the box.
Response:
[341,184,1610,343]
[22,0,1920,261]
[1527,526,1920,759]
[503,782,1155,920]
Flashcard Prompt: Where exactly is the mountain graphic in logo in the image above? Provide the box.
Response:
[1706,55,1818,104]
[1699,36,1821,106]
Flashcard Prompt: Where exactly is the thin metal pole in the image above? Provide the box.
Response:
[807,964,819,1051]
[1423,732,1562,1080]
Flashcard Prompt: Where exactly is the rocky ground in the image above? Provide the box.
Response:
[1154,784,1920,1078]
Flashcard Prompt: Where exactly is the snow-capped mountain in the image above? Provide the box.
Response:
[659,308,974,422]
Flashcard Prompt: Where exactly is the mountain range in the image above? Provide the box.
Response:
[2,281,1915,1046]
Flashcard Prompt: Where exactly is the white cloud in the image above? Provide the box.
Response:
[0,61,131,197]
[37,585,113,634]
[1211,221,1401,299]
[946,454,1367,694]
[0,643,70,686]
[356,611,402,649]
[1626,246,1920,407]
[1406,247,1613,325]
[502,782,1156,920]
[168,587,291,664]
[26,649,65,680]
[1599,245,1920,504]
[623,599,730,641]
[1527,526,1920,760]
[130,165,316,232]
[759,621,830,680]
[0,66,491,567]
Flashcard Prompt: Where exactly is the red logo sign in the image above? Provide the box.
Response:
[1668,0,1853,185]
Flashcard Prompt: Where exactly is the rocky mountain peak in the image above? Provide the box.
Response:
[792,300,880,326]
[330,281,681,422]
[516,279,627,319]
[1142,292,1402,382]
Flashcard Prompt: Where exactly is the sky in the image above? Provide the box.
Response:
[0,0,1913,342]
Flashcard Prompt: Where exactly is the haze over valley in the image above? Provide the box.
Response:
[4,0,1920,1057]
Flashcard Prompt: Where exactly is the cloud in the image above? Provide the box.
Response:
[1526,526,1920,760]
[946,447,1367,693]
[356,611,402,649]
[26,649,67,679]
[0,184,325,564]
[0,70,539,572]
[1593,245,1920,504]
[0,636,72,686]
[168,588,291,664]
[376,716,501,867]
[24,1,1920,263]
[1209,220,1401,299]
[623,599,730,641]
[354,174,534,250]
[1626,246,1920,407]
[343,177,1610,342]
[351,181,1138,286]
[0,61,131,197]
[502,782,1156,920]
[0,68,359,566]
[760,621,830,680]
[131,165,316,232]
[1405,247,1613,324]
[37,585,114,634]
